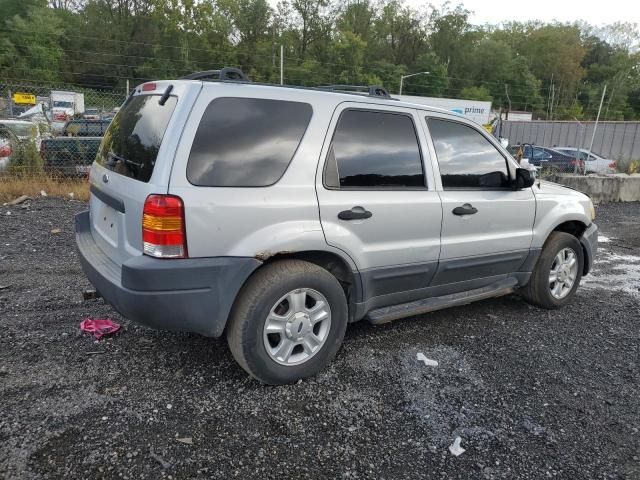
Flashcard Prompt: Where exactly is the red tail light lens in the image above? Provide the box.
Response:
[142,83,157,91]
[0,144,11,157]
[142,195,187,258]
[609,162,617,169]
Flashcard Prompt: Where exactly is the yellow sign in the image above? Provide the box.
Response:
[12,93,36,105]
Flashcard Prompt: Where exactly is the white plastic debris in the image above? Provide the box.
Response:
[416,352,438,367]
[449,436,465,456]
[68,192,75,199]
[40,190,47,197]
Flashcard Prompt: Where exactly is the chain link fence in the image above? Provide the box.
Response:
[0,80,125,181]
[1,78,638,200]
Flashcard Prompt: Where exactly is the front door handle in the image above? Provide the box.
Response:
[338,206,372,221]
[452,203,478,216]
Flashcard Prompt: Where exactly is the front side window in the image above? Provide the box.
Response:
[428,118,511,189]
[187,97,312,187]
[325,109,424,189]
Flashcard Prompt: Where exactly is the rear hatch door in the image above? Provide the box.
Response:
[88,81,200,266]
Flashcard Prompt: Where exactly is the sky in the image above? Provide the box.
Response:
[446,0,640,26]
[266,0,640,26]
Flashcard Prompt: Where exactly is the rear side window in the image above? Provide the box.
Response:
[96,94,176,183]
[325,109,424,189]
[187,98,312,187]
[428,118,510,189]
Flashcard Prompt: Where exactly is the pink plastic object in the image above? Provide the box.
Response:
[80,318,121,339]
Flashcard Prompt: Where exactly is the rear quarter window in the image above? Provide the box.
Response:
[186,97,312,187]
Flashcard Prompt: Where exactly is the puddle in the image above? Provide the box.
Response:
[582,236,640,297]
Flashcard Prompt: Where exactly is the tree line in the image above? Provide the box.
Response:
[1,0,639,120]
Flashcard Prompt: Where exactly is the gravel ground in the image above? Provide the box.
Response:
[0,198,639,479]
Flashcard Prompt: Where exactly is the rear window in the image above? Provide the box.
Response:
[96,94,176,183]
[186,97,312,187]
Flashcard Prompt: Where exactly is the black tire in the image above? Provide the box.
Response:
[226,260,348,385]
[521,232,584,309]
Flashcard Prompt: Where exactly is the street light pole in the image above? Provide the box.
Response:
[399,71,430,95]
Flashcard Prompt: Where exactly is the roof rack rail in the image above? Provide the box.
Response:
[317,84,393,99]
[180,67,250,82]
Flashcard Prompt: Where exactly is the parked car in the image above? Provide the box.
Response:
[509,144,583,173]
[76,69,598,384]
[0,119,42,150]
[40,120,110,175]
[0,126,18,171]
[63,119,111,137]
[83,108,102,120]
[554,147,617,174]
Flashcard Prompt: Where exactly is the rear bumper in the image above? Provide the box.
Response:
[75,211,260,337]
[580,222,598,275]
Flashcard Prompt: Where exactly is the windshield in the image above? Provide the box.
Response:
[2,123,37,138]
[53,101,73,108]
[96,94,177,183]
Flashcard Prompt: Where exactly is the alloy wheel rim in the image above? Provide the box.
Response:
[549,247,578,299]
[263,288,331,366]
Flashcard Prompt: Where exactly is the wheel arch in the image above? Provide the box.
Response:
[227,249,363,332]
[548,220,591,275]
[258,250,362,308]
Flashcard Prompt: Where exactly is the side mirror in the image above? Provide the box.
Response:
[515,168,535,188]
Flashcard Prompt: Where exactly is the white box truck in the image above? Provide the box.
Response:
[50,91,85,132]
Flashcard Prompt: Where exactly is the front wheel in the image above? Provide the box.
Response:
[521,232,584,309]
[226,260,348,385]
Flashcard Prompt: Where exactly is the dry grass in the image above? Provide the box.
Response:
[0,174,89,202]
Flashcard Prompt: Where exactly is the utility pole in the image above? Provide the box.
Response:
[587,84,607,166]
[504,83,511,120]
[8,89,13,117]
[280,45,284,86]
[546,73,554,120]
[549,82,555,121]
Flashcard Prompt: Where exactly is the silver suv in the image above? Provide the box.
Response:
[76,68,598,384]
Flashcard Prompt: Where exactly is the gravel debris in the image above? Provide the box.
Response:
[0,197,639,479]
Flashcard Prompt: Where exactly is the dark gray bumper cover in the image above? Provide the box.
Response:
[75,211,261,337]
[580,222,598,275]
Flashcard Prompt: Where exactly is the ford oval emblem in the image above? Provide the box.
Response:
[102,173,109,183]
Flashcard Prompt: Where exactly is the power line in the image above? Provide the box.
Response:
[6,26,557,93]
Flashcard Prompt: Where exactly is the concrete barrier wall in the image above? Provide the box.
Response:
[550,174,640,203]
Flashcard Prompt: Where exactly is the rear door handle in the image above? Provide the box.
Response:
[452,203,478,216]
[338,206,372,221]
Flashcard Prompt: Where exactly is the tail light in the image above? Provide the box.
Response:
[0,144,11,157]
[609,162,617,169]
[54,112,68,121]
[142,195,187,258]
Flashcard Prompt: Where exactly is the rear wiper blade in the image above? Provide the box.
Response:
[107,151,142,168]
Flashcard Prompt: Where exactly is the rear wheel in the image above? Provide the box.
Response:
[521,232,584,309]
[226,260,348,385]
